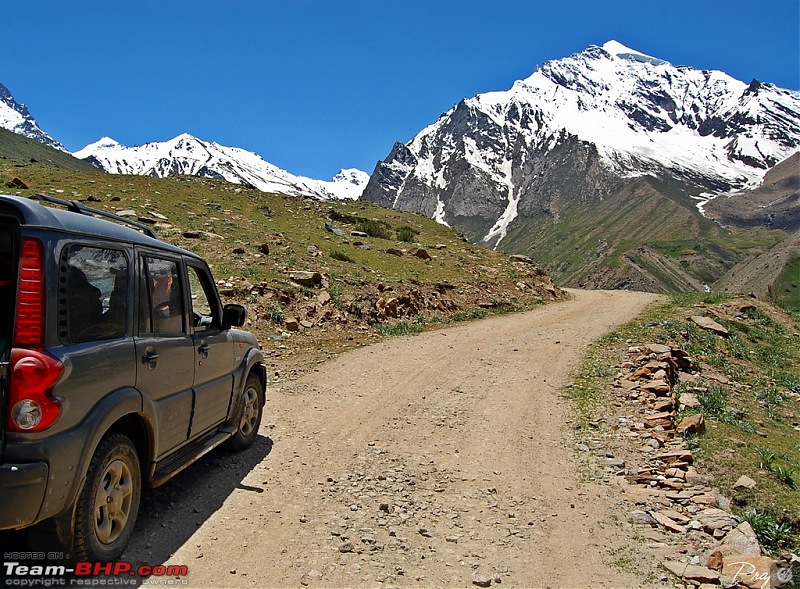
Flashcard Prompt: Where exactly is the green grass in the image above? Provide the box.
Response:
[0,127,100,172]
[770,254,800,314]
[739,508,797,555]
[376,317,427,337]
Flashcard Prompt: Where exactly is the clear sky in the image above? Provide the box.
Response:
[2,0,798,180]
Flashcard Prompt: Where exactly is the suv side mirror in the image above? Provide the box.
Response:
[222,304,247,328]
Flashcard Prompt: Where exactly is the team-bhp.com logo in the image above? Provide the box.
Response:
[3,556,188,587]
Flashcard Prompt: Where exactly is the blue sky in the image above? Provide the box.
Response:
[2,0,798,180]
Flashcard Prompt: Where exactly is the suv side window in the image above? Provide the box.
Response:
[140,257,185,336]
[59,245,128,344]
[188,264,220,331]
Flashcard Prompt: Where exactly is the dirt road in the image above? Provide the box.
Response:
[126,289,661,588]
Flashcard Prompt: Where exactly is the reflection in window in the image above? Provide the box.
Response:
[146,257,184,335]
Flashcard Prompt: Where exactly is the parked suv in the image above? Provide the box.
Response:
[0,194,266,561]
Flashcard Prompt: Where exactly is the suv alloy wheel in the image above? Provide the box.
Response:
[72,433,142,561]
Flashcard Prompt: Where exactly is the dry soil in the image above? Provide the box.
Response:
[117,288,664,588]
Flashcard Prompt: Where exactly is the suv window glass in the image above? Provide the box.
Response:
[188,265,218,331]
[144,257,184,335]
[60,246,128,344]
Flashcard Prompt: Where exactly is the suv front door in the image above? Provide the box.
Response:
[186,262,234,437]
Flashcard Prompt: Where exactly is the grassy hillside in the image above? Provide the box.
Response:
[0,127,99,172]
[0,157,564,371]
[500,176,796,309]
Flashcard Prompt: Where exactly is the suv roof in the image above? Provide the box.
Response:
[0,194,193,258]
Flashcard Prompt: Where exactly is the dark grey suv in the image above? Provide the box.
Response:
[0,194,266,561]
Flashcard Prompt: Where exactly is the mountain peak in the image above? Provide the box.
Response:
[362,41,800,249]
[72,136,122,159]
[0,82,67,151]
[600,40,669,66]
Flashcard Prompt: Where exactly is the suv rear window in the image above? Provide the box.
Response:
[59,245,128,344]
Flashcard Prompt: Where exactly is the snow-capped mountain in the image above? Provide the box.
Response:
[0,82,67,151]
[361,41,800,247]
[75,134,368,200]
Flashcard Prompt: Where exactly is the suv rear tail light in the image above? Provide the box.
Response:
[7,348,63,431]
[7,237,63,431]
[14,238,45,346]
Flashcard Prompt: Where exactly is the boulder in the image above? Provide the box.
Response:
[289,271,323,287]
[677,413,706,435]
[651,511,686,533]
[324,222,348,237]
[411,248,432,261]
[642,380,671,396]
[695,508,737,534]
[509,254,535,264]
[657,450,694,464]
[691,316,729,337]
[317,291,331,306]
[733,475,757,489]
[644,343,672,355]
[6,177,29,189]
[721,556,778,589]
[715,521,762,558]
[678,392,701,409]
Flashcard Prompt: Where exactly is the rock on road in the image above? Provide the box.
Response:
[135,289,662,588]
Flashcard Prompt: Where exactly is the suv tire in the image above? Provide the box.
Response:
[225,373,264,451]
[72,433,141,561]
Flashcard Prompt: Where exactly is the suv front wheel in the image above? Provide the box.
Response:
[225,374,264,451]
[72,433,141,561]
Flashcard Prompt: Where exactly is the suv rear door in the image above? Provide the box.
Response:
[134,253,194,456]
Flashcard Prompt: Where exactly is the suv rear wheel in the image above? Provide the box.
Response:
[72,433,141,561]
[225,374,264,451]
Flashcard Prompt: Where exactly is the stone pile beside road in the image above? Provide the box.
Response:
[576,342,794,588]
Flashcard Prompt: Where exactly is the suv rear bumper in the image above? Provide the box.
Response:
[0,462,49,529]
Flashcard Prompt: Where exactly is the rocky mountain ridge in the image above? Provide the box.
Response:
[0,82,66,152]
[0,84,368,201]
[361,41,800,248]
[74,134,369,200]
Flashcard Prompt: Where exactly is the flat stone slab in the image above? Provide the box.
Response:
[662,560,720,583]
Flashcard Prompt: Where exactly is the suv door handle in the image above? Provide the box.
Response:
[198,343,210,358]
[142,351,159,364]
